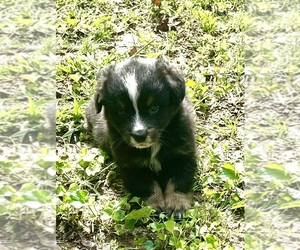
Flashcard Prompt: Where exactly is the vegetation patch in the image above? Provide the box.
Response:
[245,0,300,249]
[0,0,55,249]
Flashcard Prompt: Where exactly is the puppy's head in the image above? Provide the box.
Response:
[94,58,185,149]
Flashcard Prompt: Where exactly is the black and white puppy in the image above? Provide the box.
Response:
[85,58,197,218]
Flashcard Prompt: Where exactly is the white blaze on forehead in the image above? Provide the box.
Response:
[122,72,145,132]
[123,72,139,106]
[123,72,139,113]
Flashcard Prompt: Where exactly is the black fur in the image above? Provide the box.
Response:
[85,58,197,218]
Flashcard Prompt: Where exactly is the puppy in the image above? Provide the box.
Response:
[85,58,197,218]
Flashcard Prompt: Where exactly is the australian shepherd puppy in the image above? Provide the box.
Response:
[85,58,197,218]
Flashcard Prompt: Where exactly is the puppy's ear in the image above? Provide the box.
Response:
[156,59,185,104]
[94,67,109,113]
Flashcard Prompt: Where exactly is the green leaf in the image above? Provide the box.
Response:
[68,183,79,192]
[129,196,141,204]
[264,163,291,180]
[0,185,16,196]
[20,183,36,192]
[125,218,137,229]
[164,220,176,234]
[79,158,89,168]
[126,206,153,221]
[124,206,153,229]
[16,17,34,26]
[76,190,89,203]
[56,185,66,195]
[31,190,51,203]
[245,234,260,248]
[205,234,217,244]
[113,210,126,221]
[22,73,40,83]
[66,18,79,26]
[69,74,81,83]
[101,208,113,220]
[10,129,30,143]
[279,200,300,209]
[144,240,154,250]
[115,224,126,234]
[85,164,101,176]
[222,163,239,180]
[20,189,50,208]
[186,79,196,87]
[62,128,76,142]
[231,200,244,209]
[150,222,165,232]
[158,232,167,240]
[134,236,147,245]
[169,236,179,247]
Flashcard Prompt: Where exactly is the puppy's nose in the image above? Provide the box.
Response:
[131,129,147,142]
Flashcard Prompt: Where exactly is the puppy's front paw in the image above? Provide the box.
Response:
[144,181,166,212]
[165,181,191,219]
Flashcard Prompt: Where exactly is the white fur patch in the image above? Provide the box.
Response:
[133,114,144,132]
[123,72,139,107]
[122,72,150,148]
[122,73,145,133]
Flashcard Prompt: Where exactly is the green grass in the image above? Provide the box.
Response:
[0,0,56,249]
[245,0,300,249]
[56,0,244,249]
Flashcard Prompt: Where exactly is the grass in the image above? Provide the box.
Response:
[0,0,56,249]
[245,0,300,249]
[56,0,244,249]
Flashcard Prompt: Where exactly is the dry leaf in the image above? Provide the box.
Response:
[128,47,137,56]
[152,0,162,7]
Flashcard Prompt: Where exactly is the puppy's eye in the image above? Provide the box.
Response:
[149,105,159,114]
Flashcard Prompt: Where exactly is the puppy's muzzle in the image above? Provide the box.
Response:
[131,128,147,143]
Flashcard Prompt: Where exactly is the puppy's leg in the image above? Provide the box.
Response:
[163,157,197,218]
[144,181,165,212]
[120,167,165,211]
[165,180,192,219]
